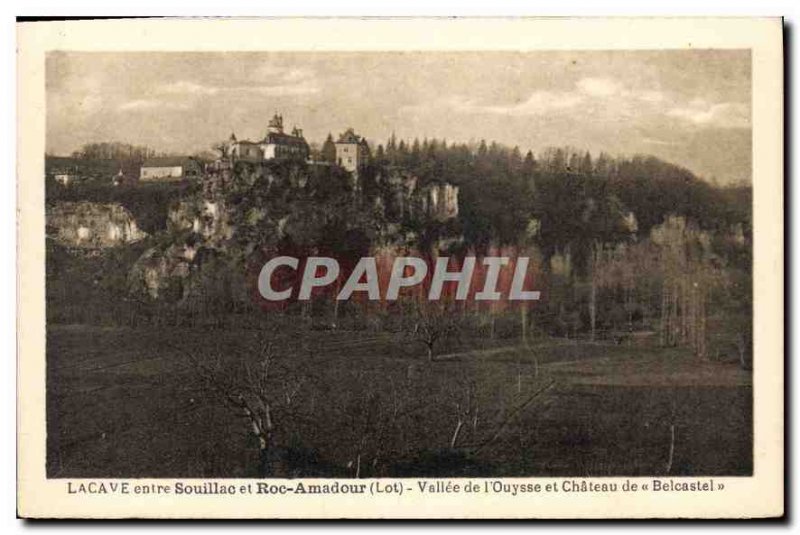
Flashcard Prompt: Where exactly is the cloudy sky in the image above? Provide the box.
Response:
[46,50,751,184]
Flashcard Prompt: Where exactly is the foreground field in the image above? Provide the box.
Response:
[46,324,752,478]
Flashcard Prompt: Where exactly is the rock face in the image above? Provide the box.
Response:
[47,202,147,249]
[167,197,234,245]
[420,183,459,221]
[128,243,199,299]
[382,170,418,220]
[128,163,463,302]
[377,168,459,222]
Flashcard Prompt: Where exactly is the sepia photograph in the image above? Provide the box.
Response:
[44,48,754,479]
[17,17,783,519]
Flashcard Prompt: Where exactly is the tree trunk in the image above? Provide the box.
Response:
[660,283,668,347]
[333,296,340,325]
[665,423,675,475]
[670,281,679,346]
[521,305,528,343]
[589,277,597,342]
[450,419,464,449]
[697,288,707,359]
[589,242,600,342]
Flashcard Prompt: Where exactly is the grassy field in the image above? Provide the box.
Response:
[46,324,752,478]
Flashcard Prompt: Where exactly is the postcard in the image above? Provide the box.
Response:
[17,17,783,519]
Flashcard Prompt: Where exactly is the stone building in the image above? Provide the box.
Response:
[227,113,310,163]
[334,128,370,173]
[140,157,201,181]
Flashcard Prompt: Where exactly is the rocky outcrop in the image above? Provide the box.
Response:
[46,201,147,249]
[419,183,459,221]
[382,170,418,220]
[127,242,199,299]
[131,162,462,302]
[376,168,459,222]
[136,186,245,300]
[167,197,235,245]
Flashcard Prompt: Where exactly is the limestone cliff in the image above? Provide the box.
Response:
[167,197,235,246]
[375,168,459,223]
[46,202,147,250]
[419,183,459,221]
[127,242,199,300]
[127,162,463,302]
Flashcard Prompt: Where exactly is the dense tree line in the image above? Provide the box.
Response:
[365,136,749,266]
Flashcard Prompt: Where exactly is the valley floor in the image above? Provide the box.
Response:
[46,324,752,478]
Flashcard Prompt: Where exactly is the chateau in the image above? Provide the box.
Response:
[213,115,457,222]
[226,113,310,163]
[222,116,371,175]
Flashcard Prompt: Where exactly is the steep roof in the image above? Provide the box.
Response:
[264,132,309,147]
[336,128,362,144]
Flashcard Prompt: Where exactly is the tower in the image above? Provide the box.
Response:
[334,128,369,173]
[267,113,284,134]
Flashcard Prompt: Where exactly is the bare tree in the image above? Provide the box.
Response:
[212,141,230,160]
[402,300,461,362]
[447,374,479,449]
[191,334,315,476]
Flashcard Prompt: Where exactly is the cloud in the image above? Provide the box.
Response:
[405,77,652,118]
[448,91,584,116]
[156,75,320,98]
[576,77,622,97]
[641,137,678,146]
[74,95,105,112]
[578,77,666,105]
[405,76,749,133]
[241,66,320,95]
[116,72,321,115]
[251,64,314,83]
[235,81,320,96]
[635,90,665,103]
[159,81,220,96]
[456,77,627,115]
[486,91,584,115]
[404,88,586,117]
[282,67,314,83]
[118,99,190,111]
[667,100,750,128]
[118,99,161,111]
